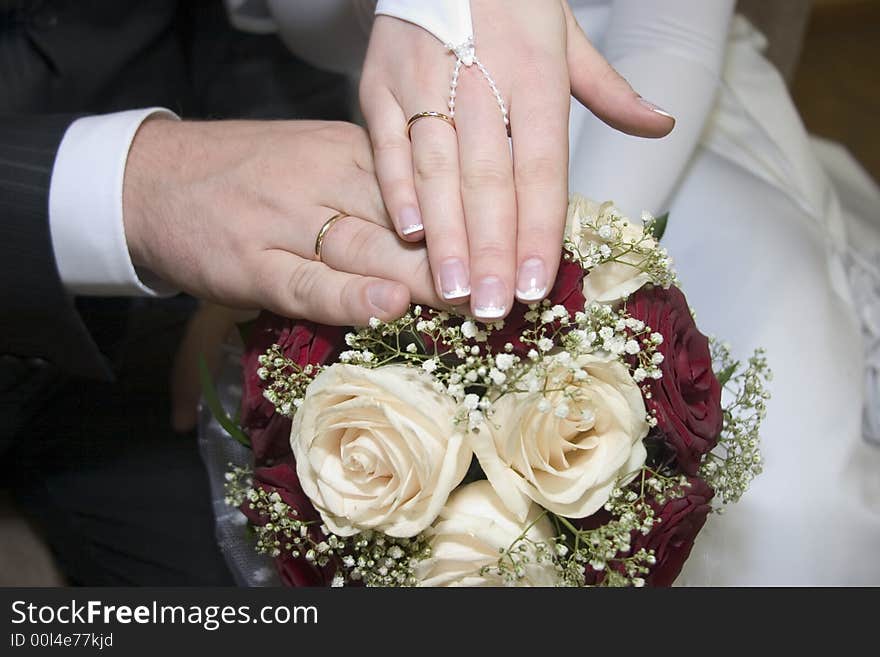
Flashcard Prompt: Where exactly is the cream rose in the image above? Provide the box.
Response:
[566,195,654,304]
[290,363,472,538]
[414,481,560,587]
[472,353,648,520]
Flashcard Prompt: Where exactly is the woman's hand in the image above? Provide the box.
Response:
[360,0,674,320]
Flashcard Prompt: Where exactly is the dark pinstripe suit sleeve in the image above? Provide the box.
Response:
[0,114,111,380]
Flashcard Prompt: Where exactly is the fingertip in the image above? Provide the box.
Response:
[631,96,676,138]
[400,229,425,242]
[596,104,676,139]
[397,205,425,241]
[365,279,411,321]
[471,275,512,323]
[515,256,550,304]
[395,204,425,242]
[435,257,471,303]
[569,45,676,139]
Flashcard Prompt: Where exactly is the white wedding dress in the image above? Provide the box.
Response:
[565,0,880,586]
[217,0,880,585]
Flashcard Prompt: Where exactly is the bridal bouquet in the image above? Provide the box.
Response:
[217,195,770,587]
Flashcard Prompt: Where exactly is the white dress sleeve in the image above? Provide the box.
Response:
[569,0,735,218]
[374,0,472,49]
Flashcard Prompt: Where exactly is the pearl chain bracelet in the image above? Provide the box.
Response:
[445,37,510,135]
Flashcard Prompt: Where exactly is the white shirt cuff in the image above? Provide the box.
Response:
[375,0,472,48]
[49,108,180,297]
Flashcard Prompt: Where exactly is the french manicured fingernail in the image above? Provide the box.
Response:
[439,258,470,300]
[367,282,399,314]
[473,276,508,319]
[638,96,675,120]
[516,257,548,302]
[399,206,424,236]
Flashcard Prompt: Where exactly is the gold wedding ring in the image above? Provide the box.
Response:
[406,111,455,140]
[314,212,349,261]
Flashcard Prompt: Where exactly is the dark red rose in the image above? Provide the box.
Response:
[489,257,586,355]
[636,477,713,586]
[241,460,335,587]
[240,312,345,464]
[247,414,293,467]
[627,285,722,474]
[581,476,713,587]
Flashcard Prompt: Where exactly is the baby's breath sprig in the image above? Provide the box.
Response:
[343,530,432,587]
[258,274,667,438]
[573,302,665,383]
[258,344,322,417]
[550,468,689,587]
[224,468,430,587]
[481,467,689,587]
[700,341,771,506]
[477,512,558,586]
[223,464,253,508]
[335,296,668,437]
[235,480,329,562]
[563,202,677,290]
[339,305,494,373]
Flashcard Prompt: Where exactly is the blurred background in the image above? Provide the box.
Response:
[792,0,880,183]
[1,0,878,586]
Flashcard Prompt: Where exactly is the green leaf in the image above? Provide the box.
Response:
[199,354,251,448]
[651,212,669,241]
[716,361,740,387]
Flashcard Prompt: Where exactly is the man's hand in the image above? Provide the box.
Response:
[123,118,442,326]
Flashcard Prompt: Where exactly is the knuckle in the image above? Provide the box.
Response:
[372,139,411,177]
[413,146,457,181]
[335,120,367,142]
[349,128,373,157]
[515,155,566,187]
[339,278,368,318]
[594,65,630,101]
[517,54,567,92]
[286,262,323,315]
[322,121,371,155]
[323,219,393,276]
[517,54,554,87]
[249,255,276,296]
[372,135,409,156]
[225,216,254,256]
[249,256,290,316]
[470,239,512,262]
[461,159,512,191]
[339,220,382,264]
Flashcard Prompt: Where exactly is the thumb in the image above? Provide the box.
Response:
[259,253,412,326]
[563,2,675,138]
